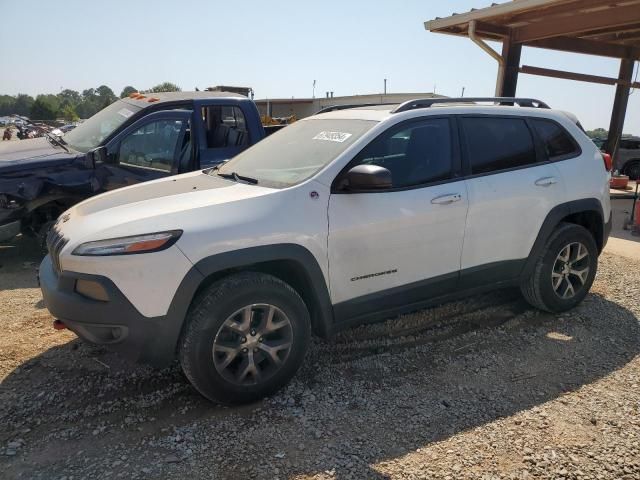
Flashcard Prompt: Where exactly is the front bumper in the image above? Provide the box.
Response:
[39,255,182,367]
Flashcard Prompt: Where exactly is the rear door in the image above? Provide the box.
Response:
[458,115,565,286]
[328,117,468,322]
[101,110,192,191]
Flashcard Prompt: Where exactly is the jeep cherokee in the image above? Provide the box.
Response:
[40,97,613,404]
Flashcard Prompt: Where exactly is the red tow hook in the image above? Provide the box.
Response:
[53,319,67,330]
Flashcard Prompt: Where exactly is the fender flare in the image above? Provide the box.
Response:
[521,198,604,279]
[164,244,334,352]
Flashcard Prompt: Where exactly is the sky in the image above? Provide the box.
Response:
[1,0,639,133]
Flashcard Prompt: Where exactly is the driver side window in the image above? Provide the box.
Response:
[351,118,453,188]
[117,119,187,172]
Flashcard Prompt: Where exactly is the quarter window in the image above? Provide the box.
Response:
[350,118,453,188]
[461,117,537,175]
[202,105,248,149]
[531,119,579,159]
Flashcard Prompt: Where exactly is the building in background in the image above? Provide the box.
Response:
[255,92,446,120]
[206,85,253,97]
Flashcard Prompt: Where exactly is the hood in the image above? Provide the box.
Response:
[59,170,279,245]
[0,137,80,172]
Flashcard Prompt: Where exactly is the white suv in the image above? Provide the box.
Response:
[40,97,612,404]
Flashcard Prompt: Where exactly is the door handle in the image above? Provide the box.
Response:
[431,193,462,205]
[535,176,558,187]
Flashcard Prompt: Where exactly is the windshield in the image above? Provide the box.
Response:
[63,100,142,153]
[216,118,377,188]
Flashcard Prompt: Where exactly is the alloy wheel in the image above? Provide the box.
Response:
[551,242,590,299]
[212,304,293,386]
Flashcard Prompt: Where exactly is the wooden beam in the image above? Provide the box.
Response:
[586,28,640,43]
[605,59,635,159]
[472,21,509,37]
[511,4,640,43]
[526,36,639,59]
[500,40,522,97]
[519,65,640,88]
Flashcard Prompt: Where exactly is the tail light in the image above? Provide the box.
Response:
[602,152,613,172]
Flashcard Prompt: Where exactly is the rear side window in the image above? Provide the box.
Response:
[461,117,537,175]
[202,105,249,149]
[531,119,579,160]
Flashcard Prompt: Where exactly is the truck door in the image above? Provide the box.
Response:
[100,110,193,191]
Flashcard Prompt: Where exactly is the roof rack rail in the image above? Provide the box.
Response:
[315,103,396,115]
[391,97,550,113]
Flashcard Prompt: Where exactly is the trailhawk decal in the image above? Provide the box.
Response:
[313,131,353,143]
[351,269,398,282]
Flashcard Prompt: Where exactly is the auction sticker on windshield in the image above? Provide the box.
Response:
[117,108,134,119]
[313,131,353,143]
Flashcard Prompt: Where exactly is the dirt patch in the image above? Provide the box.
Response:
[1,237,639,479]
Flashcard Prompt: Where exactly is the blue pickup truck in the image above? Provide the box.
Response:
[0,91,267,245]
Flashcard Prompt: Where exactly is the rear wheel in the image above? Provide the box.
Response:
[179,272,311,404]
[521,223,598,312]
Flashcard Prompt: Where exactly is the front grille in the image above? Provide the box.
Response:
[46,226,68,274]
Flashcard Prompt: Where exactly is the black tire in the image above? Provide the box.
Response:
[521,222,598,313]
[622,159,640,181]
[37,220,55,254]
[179,272,311,405]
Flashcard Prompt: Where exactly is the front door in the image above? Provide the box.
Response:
[328,117,468,323]
[101,110,192,191]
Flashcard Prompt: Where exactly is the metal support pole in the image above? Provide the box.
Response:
[468,20,505,96]
[605,58,634,165]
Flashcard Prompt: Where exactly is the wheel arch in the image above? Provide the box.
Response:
[22,196,80,236]
[165,244,334,357]
[522,198,605,279]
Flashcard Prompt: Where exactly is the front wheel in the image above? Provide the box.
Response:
[521,223,598,313]
[179,272,311,404]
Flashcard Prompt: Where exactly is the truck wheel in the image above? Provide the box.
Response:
[37,220,55,254]
[521,223,598,313]
[179,272,311,405]
[622,160,640,181]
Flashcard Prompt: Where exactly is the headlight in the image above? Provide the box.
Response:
[72,230,182,256]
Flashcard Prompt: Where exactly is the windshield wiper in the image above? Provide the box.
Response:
[46,133,70,153]
[217,171,258,185]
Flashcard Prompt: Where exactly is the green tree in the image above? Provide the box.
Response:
[0,95,15,116]
[61,104,79,122]
[58,89,81,106]
[586,127,608,139]
[147,82,181,93]
[13,94,34,116]
[30,95,59,120]
[76,88,101,118]
[120,86,138,98]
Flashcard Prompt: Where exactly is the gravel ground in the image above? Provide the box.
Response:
[1,236,639,479]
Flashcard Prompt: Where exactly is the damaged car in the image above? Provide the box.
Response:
[0,91,266,246]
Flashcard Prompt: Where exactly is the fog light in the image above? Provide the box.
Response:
[75,279,109,302]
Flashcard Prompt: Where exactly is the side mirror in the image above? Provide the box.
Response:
[87,146,110,166]
[345,164,392,191]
